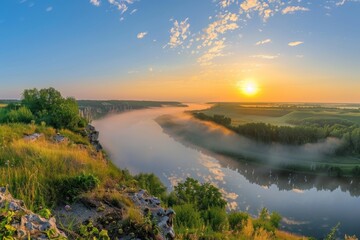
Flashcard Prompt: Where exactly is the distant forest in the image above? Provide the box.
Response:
[193,112,360,155]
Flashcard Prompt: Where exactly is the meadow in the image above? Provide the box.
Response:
[201,103,360,127]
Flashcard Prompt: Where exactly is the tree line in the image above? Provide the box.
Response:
[193,112,360,155]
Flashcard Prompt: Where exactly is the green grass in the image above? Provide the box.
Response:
[0,123,126,211]
[200,103,360,127]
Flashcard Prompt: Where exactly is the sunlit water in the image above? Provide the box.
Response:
[93,105,360,238]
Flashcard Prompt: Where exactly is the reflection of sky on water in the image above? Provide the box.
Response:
[93,106,360,238]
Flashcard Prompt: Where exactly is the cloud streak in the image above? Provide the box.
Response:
[251,54,278,59]
[255,38,271,45]
[288,41,304,47]
[137,32,148,39]
[282,6,310,14]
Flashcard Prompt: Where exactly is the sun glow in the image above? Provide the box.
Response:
[238,80,259,96]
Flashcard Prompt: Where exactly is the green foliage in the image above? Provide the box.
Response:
[325,223,340,240]
[38,208,52,219]
[269,212,282,229]
[134,173,167,198]
[0,206,17,240]
[252,208,282,233]
[3,106,34,124]
[202,207,229,232]
[79,221,110,240]
[193,112,231,126]
[55,173,100,202]
[59,129,90,145]
[228,211,249,231]
[173,204,204,230]
[21,87,86,130]
[172,178,227,211]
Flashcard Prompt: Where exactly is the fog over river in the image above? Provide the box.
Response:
[93,104,360,238]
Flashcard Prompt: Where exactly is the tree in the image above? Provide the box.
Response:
[21,87,85,130]
[134,173,167,198]
[173,178,227,210]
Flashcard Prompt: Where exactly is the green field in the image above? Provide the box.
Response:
[201,102,360,126]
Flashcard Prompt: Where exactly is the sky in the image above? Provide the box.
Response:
[0,0,360,102]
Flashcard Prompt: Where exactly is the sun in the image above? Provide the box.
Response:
[237,80,259,96]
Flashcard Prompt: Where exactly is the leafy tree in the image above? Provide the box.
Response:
[134,173,167,198]
[21,87,85,130]
[173,178,227,210]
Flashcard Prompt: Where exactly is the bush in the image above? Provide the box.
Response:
[55,173,100,202]
[202,207,229,232]
[228,211,249,231]
[134,173,167,198]
[173,204,204,230]
[2,106,34,124]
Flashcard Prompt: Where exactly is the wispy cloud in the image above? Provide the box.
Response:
[219,0,234,8]
[336,0,346,6]
[282,6,310,14]
[168,18,190,48]
[255,38,271,45]
[46,6,53,12]
[240,0,278,21]
[108,0,134,14]
[288,41,304,47]
[197,12,238,65]
[137,32,147,39]
[130,9,137,15]
[251,54,278,59]
[90,0,101,7]
[336,0,360,6]
[198,40,226,66]
[201,12,238,47]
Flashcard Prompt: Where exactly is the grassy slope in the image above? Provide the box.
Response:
[0,123,125,211]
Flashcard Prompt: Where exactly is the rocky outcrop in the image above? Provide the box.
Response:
[86,125,103,152]
[130,190,176,240]
[0,187,66,239]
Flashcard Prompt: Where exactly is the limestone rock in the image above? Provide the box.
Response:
[0,188,67,240]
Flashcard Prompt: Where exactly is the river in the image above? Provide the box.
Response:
[93,105,360,238]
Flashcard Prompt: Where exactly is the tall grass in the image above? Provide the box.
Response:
[0,123,124,211]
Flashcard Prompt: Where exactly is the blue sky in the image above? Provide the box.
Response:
[1,0,359,102]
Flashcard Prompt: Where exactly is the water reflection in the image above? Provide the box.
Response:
[156,113,360,197]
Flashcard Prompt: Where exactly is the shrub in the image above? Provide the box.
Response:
[134,173,167,198]
[202,207,229,232]
[228,211,249,231]
[173,204,204,230]
[55,173,100,202]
